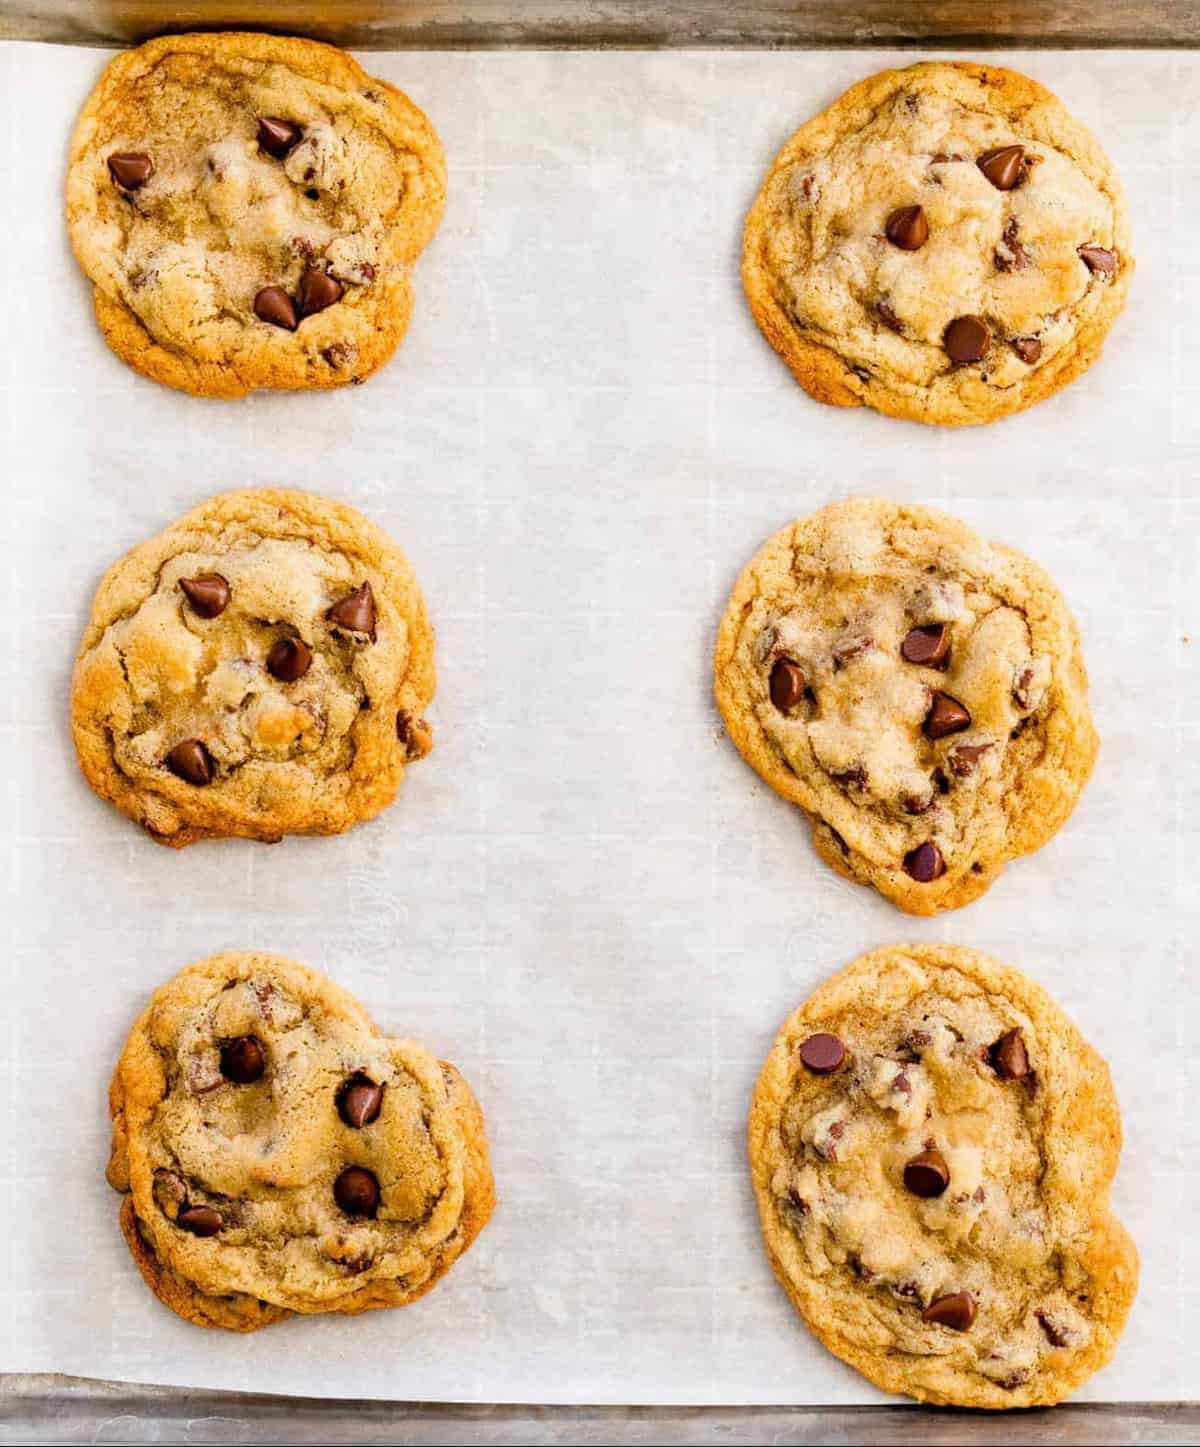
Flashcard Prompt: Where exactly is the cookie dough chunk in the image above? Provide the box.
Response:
[743,61,1131,426]
[72,489,435,847]
[66,32,446,397]
[749,945,1137,1406]
[714,500,1097,914]
[107,953,495,1331]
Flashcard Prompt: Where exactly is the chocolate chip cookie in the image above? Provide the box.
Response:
[714,500,1097,915]
[66,32,445,397]
[743,61,1131,426]
[107,952,495,1331]
[750,944,1137,1406]
[71,489,435,847]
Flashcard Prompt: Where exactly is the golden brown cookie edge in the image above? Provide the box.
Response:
[747,943,1138,1407]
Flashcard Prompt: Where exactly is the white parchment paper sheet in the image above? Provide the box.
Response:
[0,42,1195,1405]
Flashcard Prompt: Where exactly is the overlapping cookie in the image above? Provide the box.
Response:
[714,499,1097,914]
[66,32,446,397]
[107,953,495,1330]
[71,488,434,846]
[743,61,1131,425]
[749,944,1137,1406]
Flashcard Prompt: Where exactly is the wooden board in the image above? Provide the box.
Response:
[3,0,1200,49]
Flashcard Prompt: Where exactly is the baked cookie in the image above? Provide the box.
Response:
[66,32,445,397]
[71,488,435,847]
[743,61,1131,426]
[714,500,1097,915]
[107,952,495,1331]
[749,945,1137,1407]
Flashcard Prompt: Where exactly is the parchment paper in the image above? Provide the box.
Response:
[0,42,1194,1405]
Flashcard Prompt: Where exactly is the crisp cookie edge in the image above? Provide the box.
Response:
[70,487,436,847]
[741,60,1133,428]
[712,499,1099,916]
[107,952,496,1331]
[747,943,1139,1407]
[66,32,447,399]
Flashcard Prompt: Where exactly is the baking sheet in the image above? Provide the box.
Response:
[0,42,1194,1405]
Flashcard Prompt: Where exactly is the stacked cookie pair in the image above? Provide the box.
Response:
[64,30,1137,1408]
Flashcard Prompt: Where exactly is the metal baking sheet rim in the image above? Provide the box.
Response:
[4,0,1200,50]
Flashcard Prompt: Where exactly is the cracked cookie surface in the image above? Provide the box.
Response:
[743,61,1131,426]
[71,488,435,847]
[66,32,446,397]
[107,952,495,1331]
[714,500,1097,915]
[749,945,1137,1406]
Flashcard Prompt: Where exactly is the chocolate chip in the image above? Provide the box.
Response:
[902,790,934,815]
[944,315,991,364]
[257,116,301,158]
[266,637,313,682]
[327,582,376,637]
[833,636,872,669]
[903,841,945,883]
[876,300,903,334]
[396,711,433,760]
[166,739,213,786]
[177,1205,223,1237]
[831,766,867,790]
[298,268,344,319]
[1037,1309,1071,1347]
[900,624,949,667]
[254,286,297,331]
[334,1166,380,1217]
[977,144,1024,190]
[994,218,1030,273]
[220,1035,265,1084]
[930,152,965,165]
[923,1291,976,1331]
[1011,336,1042,364]
[337,1076,385,1128]
[989,1028,1030,1080]
[903,1149,950,1198]
[885,205,929,251]
[785,1187,809,1216]
[924,693,971,740]
[1078,244,1117,275]
[178,573,230,619]
[107,152,154,189]
[798,1033,845,1074]
[1013,664,1038,712]
[988,1365,1032,1390]
[769,659,805,711]
[949,742,992,777]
